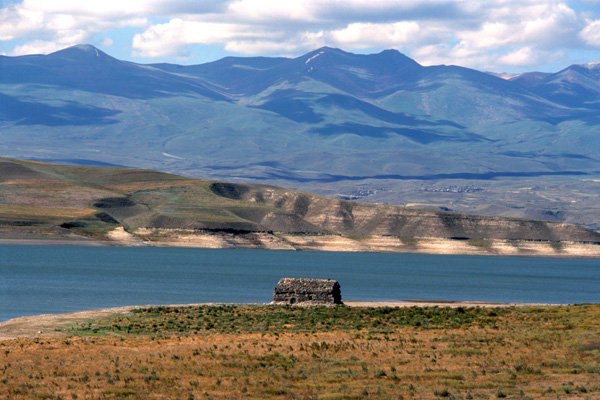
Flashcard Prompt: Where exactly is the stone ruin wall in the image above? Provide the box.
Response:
[273,278,343,305]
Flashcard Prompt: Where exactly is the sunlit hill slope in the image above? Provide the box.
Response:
[1,158,599,256]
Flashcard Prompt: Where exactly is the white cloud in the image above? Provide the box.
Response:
[496,47,555,68]
[19,0,149,17]
[12,0,219,18]
[328,22,420,48]
[225,39,298,55]
[411,44,453,65]
[0,0,148,54]
[100,37,114,47]
[10,40,66,55]
[227,0,315,23]
[131,18,426,58]
[459,22,513,49]
[457,3,581,50]
[581,19,600,46]
[0,6,45,41]
[1,0,599,71]
[403,1,588,70]
[132,18,272,57]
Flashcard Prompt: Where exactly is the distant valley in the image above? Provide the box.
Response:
[1,44,599,231]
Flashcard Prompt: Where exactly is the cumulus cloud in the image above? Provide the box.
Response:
[100,37,114,48]
[497,47,565,68]
[128,0,463,58]
[10,40,66,55]
[1,0,599,71]
[581,19,600,46]
[132,19,270,57]
[0,0,148,53]
[7,0,221,18]
[227,0,316,23]
[328,22,421,48]
[401,1,589,70]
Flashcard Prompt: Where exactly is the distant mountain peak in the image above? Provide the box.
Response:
[311,46,345,54]
[72,44,99,52]
[373,48,421,67]
[583,61,600,70]
[377,49,403,56]
[301,46,349,60]
[48,44,112,61]
[298,47,420,71]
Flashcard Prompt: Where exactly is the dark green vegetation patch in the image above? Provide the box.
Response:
[64,305,505,337]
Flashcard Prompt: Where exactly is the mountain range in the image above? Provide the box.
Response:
[1,44,599,231]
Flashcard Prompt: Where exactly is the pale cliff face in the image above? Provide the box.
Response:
[221,183,600,243]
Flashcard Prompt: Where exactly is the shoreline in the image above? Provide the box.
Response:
[0,301,564,341]
[1,235,600,259]
[0,238,111,246]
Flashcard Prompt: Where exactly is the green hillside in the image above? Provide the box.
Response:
[1,158,599,255]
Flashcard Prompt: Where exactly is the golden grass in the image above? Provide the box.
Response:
[0,205,97,219]
[1,304,599,399]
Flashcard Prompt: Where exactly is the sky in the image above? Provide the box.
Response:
[1,0,600,73]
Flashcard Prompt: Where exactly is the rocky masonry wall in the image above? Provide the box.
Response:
[273,278,343,305]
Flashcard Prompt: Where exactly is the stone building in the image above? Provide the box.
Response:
[273,278,343,305]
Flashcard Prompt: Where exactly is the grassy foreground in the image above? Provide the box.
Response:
[1,304,600,399]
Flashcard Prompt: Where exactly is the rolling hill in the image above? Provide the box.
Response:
[1,45,599,231]
[1,158,599,257]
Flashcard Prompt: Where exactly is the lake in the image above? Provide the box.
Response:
[1,244,599,322]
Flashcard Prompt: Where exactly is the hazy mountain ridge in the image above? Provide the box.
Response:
[1,44,599,231]
[510,62,600,109]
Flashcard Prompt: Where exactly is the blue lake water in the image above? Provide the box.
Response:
[1,244,599,322]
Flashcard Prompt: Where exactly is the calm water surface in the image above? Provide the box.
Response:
[1,244,599,321]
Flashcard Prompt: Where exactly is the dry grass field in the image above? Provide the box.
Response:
[1,304,599,399]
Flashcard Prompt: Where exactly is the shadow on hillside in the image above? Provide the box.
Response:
[0,93,120,126]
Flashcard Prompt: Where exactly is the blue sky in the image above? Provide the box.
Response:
[2,0,600,73]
